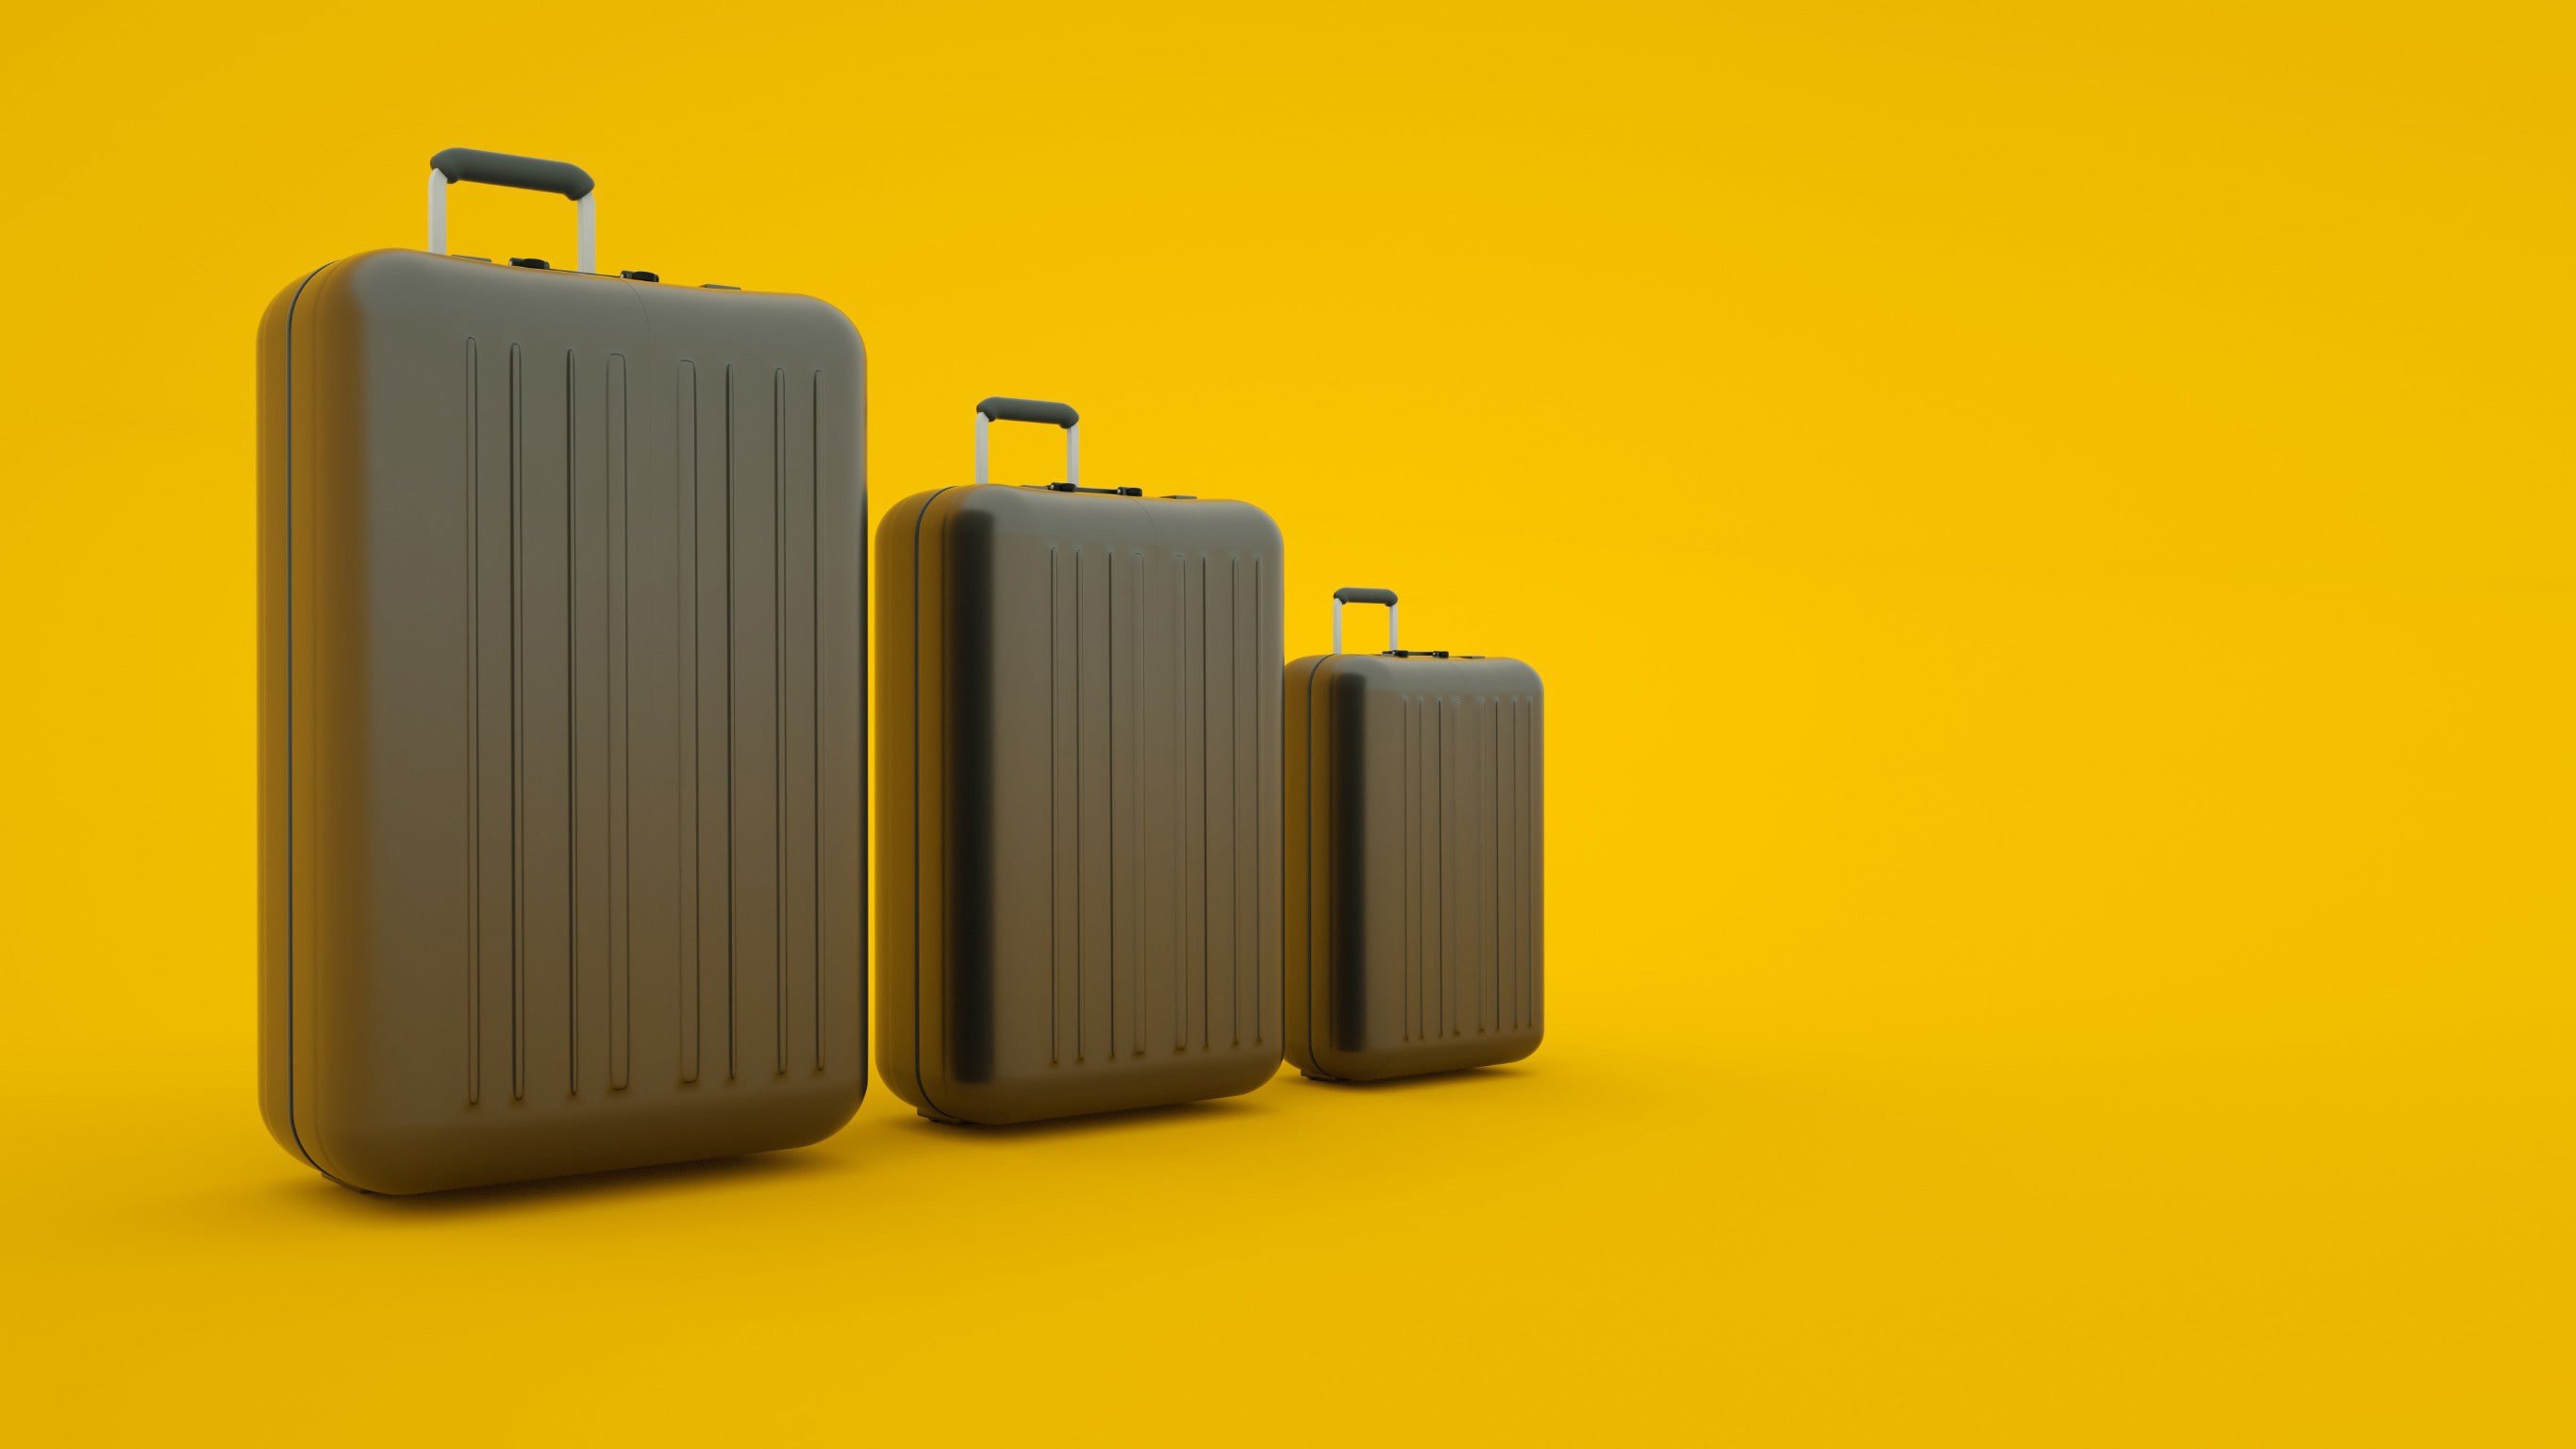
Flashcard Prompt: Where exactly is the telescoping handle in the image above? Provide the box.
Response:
[1332,587,1399,653]
[975,398,1081,489]
[427,147,598,274]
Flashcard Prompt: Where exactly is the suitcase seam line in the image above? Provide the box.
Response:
[1298,655,1333,1076]
[908,487,958,1122]
[279,260,352,1188]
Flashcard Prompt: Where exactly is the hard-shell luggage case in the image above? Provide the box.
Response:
[258,150,870,1193]
[1286,589,1543,1081]
[878,398,1286,1124]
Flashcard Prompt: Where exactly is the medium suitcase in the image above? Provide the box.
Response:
[877,398,1286,1123]
[258,149,870,1192]
[1286,588,1543,1081]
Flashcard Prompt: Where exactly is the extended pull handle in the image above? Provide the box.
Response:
[427,147,597,275]
[975,397,1081,489]
[1332,587,1399,653]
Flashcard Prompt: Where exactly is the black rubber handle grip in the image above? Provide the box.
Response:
[1334,587,1399,607]
[976,397,1079,428]
[430,147,596,201]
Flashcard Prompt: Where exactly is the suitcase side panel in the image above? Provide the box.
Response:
[1285,653,1330,1075]
[292,269,344,1176]
[909,487,1285,1123]
[274,253,867,1191]
[257,266,325,1172]
[873,486,959,1119]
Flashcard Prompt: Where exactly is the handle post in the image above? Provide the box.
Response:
[1332,587,1400,653]
[975,398,1081,488]
[426,147,598,274]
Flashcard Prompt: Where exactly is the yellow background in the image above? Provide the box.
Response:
[0,2,2567,1441]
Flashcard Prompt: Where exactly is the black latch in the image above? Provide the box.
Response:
[620,270,660,282]
[1387,649,1451,658]
[508,257,550,270]
[1044,483,1144,496]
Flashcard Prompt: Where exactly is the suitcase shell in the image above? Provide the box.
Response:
[877,407,1285,1123]
[258,162,868,1192]
[1286,602,1543,1081]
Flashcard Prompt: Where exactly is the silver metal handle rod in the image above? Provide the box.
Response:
[427,168,597,274]
[1331,597,1398,653]
[975,410,1079,488]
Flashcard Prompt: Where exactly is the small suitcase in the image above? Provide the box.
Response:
[877,398,1286,1123]
[1286,588,1544,1081]
[258,149,870,1192]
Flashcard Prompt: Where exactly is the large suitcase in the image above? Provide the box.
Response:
[1286,588,1543,1081]
[877,398,1286,1123]
[258,149,870,1192]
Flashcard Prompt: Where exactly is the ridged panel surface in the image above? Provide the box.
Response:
[1042,545,1269,1068]
[466,345,839,1096]
[1397,687,1541,1041]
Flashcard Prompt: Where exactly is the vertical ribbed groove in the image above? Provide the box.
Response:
[677,361,701,1085]
[608,354,630,1089]
[1457,690,1471,1040]
[1197,552,1210,1053]
[1494,695,1506,1032]
[1229,551,1238,1046]
[722,363,737,1081]
[1493,695,1504,1031]
[1454,692,1468,1039]
[465,338,481,1106]
[1504,691,1524,1021]
[1143,546,1154,1057]
[1438,694,1453,1038]
[1432,693,1443,1039]
[1522,695,1537,1030]
[565,349,580,1093]
[1494,694,1507,1032]
[1433,695,1445,1039]
[1171,553,1185,1053]
[1479,694,1489,1033]
[1463,691,1476,1036]
[773,368,788,1076]
[1475,693,1488,1034]
[1048,545,1060,1066]
[1412,693,1423,1044]
[1102,546,1112,1057]
[1073,545,1087,1064]
[1426,694,1439,1041]
[1401,694,1413,1045]
[507,341,527,1101]
[1241,551,1252,1036]
[1514,695,1527,1032]
[809,371,823,1073]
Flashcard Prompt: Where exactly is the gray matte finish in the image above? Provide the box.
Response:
[259,250,868,1192]
[430,146,597,198]
[877,483,1286,1123]
[1286,651,1543,1081]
